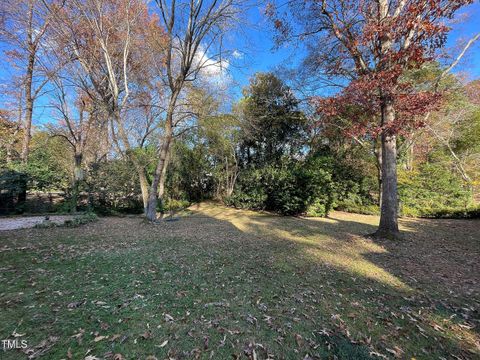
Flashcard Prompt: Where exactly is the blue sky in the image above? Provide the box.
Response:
[228,1,480,91]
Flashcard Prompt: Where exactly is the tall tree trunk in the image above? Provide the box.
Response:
[155,148,171,214]
[145,119,173,221]
[21,52,35,163]
[137,169,149,211]
[376,99,399,237]
[157,149,170,199]
[405,141,414,171]
[71,152,84,212]
[373,142,382,207]
[145,89,180,221]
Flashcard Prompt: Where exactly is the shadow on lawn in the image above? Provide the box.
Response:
[0,206,478,359]
[188,203,480,358]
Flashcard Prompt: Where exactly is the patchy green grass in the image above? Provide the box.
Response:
[0,203,478,359]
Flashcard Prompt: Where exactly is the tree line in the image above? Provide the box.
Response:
[0,0,479,238]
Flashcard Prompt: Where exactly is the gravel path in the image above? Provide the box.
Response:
[0,215,74,231]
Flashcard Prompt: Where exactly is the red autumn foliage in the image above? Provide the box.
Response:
[271,0,473,138]
[313,75,443,138]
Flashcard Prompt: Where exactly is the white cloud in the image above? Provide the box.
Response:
[195,47,229,76]
[232,50,243,59]
[194,46,231,88]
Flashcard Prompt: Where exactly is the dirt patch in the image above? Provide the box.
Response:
[0,215,74,231]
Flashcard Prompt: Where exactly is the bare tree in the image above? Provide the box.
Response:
[144,0,242,221]
[46,0,164,211]
[47,73,101,211]
[0,0,62,162]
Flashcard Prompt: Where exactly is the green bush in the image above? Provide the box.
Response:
[305,198,328,217]
[434,206,480,219]
[0,169,27,214]
[398,163,473,217]
[63,212,98,227]
[335,202,380,215]
[86,159,143,215]
[157,198,191,213]
[402,205,480,219]
[224,190,267,210]
[227,156,337,216]
[224,167,267,210]
[165,142,215,202]
[35,212,98,228]
[261,165,310,215]
[166,199,190,211]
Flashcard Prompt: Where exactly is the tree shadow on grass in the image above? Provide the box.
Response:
[0,207,479,359]
[187,203,480,358]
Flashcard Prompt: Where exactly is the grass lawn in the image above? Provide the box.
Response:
[0,202,479,359]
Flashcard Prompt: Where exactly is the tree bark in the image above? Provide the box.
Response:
[137,169,149,211]
[145,117,173,221]
[405,141,414,171]
[20,51,35,163]
[157,148,170,200]
[376,99,399,237]
[71,152,84,212]
[155,148,171,214]
[373,142,382,207]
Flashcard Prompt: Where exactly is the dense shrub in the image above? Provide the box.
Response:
[261,166,306,215]
[224,191,267,210]
[332,163,476,219]
[0,169,27,214]
[166,142,215,202]
[224,168,267,210]
[225,148,381,217]
[427,206,480,219]
[306,198,329,217]
[335,202,380,215]
[227,157,336,216]
[86,159,143,214]
[157,198,191,213]
[331,163,476,219]
[398,163,473,217]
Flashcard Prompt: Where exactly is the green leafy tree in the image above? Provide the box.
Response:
[238,73,308,166]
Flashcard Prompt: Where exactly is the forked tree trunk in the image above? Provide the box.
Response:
[376,100,399,237]
[145,140,172,221]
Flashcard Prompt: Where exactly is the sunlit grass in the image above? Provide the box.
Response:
[0,204,478,358]
[192,203,410,290]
